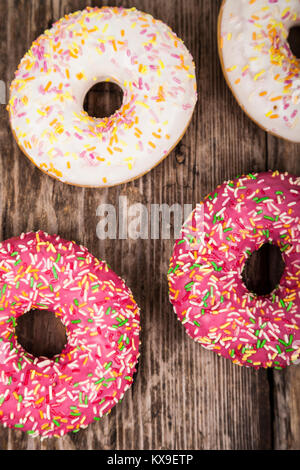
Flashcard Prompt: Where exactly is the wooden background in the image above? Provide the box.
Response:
[0,0,299,451]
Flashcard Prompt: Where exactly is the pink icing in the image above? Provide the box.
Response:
[0,231,140,437]
[168,172,300,369]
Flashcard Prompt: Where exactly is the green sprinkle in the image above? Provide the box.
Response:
[194,320,201,327]
[112,319,129,328]
[184,281,194,291]
[71,320,81,324]
[281,244,289,252]
[14,260,22,266]
[94,417,101,421]
[203,292,210,302]
[10,252,18,257]
[14,424,24,428]
[189,263,202,270]
[211,262,222,272]
[254,197,270,203]
[92,284,100,290]
[52,266,58,279]
[55,254,61,263]
[280,299,286,308]
[74,299,79,306]
[106,307,112,315]
[30,277,34,288]
[53,419,60,427]
[94,378,105,385]
[276,345,282,354]
[2,284,7,295]
[105,361,112,370]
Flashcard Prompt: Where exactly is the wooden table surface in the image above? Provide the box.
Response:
[0,0,299,451]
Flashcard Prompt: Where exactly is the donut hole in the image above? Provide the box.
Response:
[242,243,285,296]
[15,309,67,359]
[288,26,300,59]
[83,81,124,119]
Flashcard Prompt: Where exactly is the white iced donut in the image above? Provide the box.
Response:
[218,0,300,143]
[8,7,197,187]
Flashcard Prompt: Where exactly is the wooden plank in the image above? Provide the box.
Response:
[1,0,299,451]
[267,135,300,450]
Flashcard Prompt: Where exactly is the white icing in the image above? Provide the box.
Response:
[220,0,300,142]
[9,7,197,187]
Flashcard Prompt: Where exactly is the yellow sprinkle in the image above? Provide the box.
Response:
[135,101,150,109]
[226,65,237,72]
[254,70,265,81]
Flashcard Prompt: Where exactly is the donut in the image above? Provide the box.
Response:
[168,171,300,369]
[0,231,140,437]
[8,6,197,187]
[218,0,300,143]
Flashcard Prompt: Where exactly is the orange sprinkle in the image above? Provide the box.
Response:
[44,81,52,92]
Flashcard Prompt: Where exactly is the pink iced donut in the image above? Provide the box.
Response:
[168,171,300,369]
[0,231,140,438]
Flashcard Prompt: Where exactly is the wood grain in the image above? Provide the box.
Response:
[0,0,299,450]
